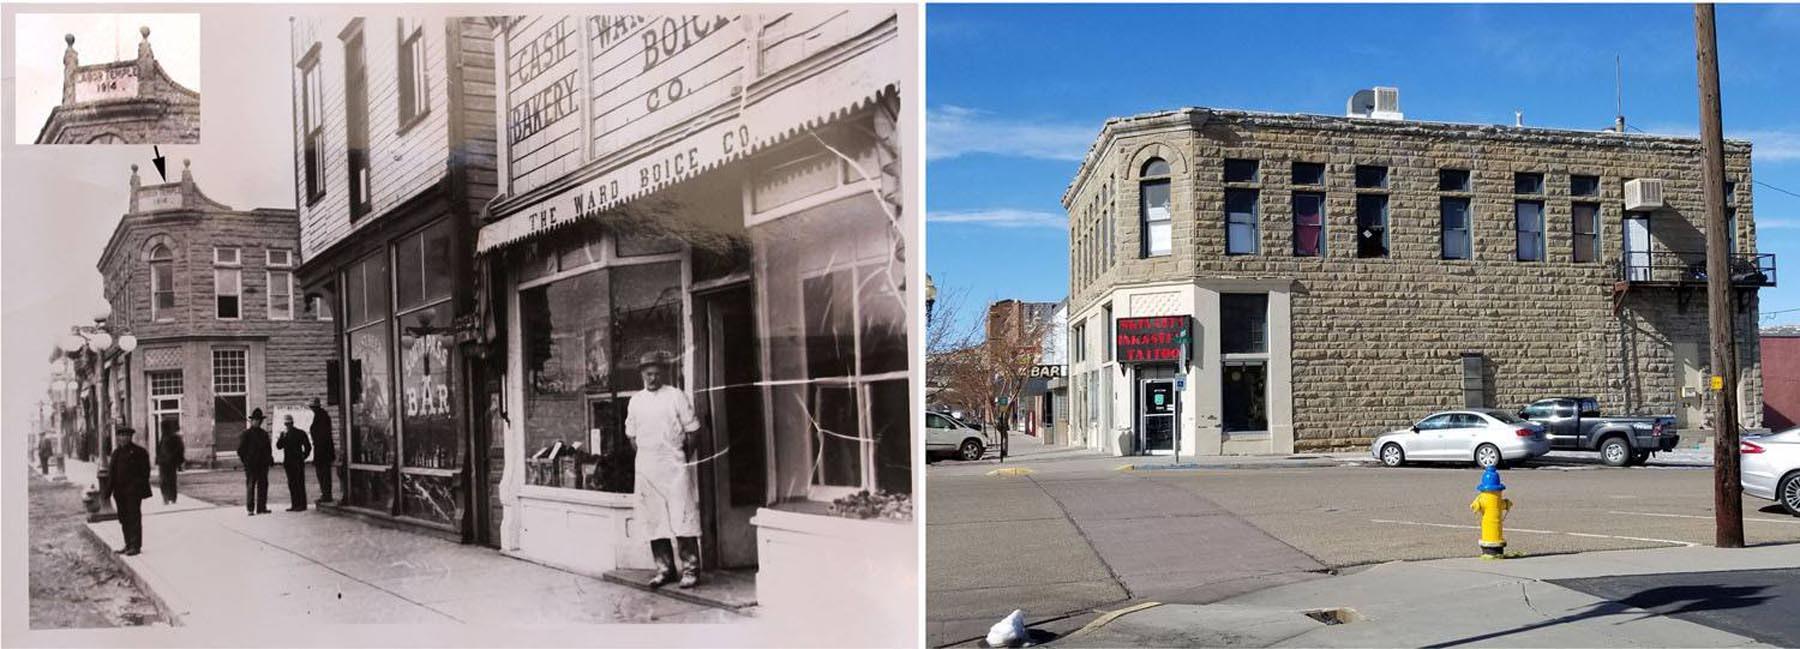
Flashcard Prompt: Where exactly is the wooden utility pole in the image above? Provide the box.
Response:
[1694,3,1744,548]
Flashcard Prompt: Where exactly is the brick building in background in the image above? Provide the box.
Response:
[96,162,332,463]
[1763,325,1800,430]
[987,299,1060,435]
[1063,89,1772,456]
[36,26,200,144]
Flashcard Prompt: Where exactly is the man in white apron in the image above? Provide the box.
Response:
[626,351,703,588]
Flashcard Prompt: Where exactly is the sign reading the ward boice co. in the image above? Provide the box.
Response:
[73,66,139,103]
[1115,316,1192,363]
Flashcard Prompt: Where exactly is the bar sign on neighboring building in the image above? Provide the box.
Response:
[1116,315,1193,363]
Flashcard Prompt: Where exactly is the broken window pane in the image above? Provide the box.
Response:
[1356,193,1389,258]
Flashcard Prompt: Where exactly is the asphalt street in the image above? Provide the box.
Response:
[927,435,1800,647]
[1552,568,1800,648]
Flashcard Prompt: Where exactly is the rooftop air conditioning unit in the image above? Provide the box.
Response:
[1624,178,1666,211]
[1347,87,1404,120]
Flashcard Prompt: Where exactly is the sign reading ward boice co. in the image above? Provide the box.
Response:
[1115,316,1192,363]
[73,66,140,103]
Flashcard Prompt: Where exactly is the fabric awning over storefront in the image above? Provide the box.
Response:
[475,28,901,256]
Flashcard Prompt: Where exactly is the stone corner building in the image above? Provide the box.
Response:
[1063,93,1771,457]
[36,27,201,145]
[97,162,332,464]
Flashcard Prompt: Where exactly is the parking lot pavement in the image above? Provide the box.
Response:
[1153,465,1800,569]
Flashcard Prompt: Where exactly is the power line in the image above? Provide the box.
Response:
[1755,179,1800,201]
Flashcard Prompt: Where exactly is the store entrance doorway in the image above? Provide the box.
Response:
[1135,364,1179,454]
[693,282,764,570]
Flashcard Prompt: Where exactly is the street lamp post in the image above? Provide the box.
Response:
[57,298,137,522]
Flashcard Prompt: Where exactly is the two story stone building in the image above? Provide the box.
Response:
[97,162,332,463]
[1063,95,1771,457]
[36,27,200,144]
[287,15,497,538]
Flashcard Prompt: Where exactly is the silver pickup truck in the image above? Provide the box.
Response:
[1518,397,1679,467]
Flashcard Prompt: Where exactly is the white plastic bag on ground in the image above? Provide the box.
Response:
[986,609,1027,647]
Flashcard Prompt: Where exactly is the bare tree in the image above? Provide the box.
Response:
[926,285,1055,462]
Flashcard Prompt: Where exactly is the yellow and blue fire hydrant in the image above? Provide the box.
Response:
[1468,465,1510,559]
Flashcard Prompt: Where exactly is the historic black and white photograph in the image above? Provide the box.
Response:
[13,13,202,145]
[4,5,917,647]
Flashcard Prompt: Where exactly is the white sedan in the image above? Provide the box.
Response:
[1372,409,1550,468]
[926,411,991,462]
[1741,427,1800,516]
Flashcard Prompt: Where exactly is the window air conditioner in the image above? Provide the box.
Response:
[1625,178,1665,211]
[1374,87,1401,115]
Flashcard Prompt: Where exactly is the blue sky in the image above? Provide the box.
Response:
[926,3,1800,335]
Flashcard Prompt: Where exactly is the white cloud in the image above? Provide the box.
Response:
[1740,130,1800,163]
[1758,218,1800,230]
[928,208,1066,229]
[927,105,1095,162]
[1632,123,1800,163]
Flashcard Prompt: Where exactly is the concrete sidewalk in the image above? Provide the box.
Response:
[63,458,214,517]
[930,433,1370,477]
[1054,543,1800,647]
[83,495,738,625]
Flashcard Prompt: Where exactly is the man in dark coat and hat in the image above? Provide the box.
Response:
[276,413,312,511]
[308,397,336,504]
[104,427,152,555]
[154,421,185,504]
[238,409,274,515]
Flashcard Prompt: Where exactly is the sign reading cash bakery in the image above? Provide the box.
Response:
[73,65,140,103]
[484,14,756,252]
[1115,316,1192,363]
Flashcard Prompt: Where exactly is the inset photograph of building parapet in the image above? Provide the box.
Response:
[14,14,201,145]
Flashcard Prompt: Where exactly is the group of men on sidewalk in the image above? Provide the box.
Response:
[99,397,337,554]
[234,399,335,516]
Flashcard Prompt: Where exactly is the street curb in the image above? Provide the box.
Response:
[75,519,183,627]
[1061,601,1162,639]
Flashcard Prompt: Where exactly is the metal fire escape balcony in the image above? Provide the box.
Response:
[1612,251,1776,314]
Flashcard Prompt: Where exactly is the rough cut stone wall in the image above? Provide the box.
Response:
[1068,109,1765,449]
[100,196,334,458]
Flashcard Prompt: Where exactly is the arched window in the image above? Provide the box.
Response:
[87,133,127,144]
[149,243,175,320]
[1139,158,1172,257]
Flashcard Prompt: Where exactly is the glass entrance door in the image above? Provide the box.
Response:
[1139,379,1176,453]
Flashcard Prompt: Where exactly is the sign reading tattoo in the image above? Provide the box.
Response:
[1115,316,1192,363]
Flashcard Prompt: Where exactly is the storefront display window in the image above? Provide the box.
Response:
[345,251,393,512]
[761,191,911,502]
[394,221,461,524]
[520,232,683,493]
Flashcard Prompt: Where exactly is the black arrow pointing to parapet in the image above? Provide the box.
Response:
[152,146,167,182]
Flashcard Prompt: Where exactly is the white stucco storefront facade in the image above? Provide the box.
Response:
[1068,278,1297,457]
